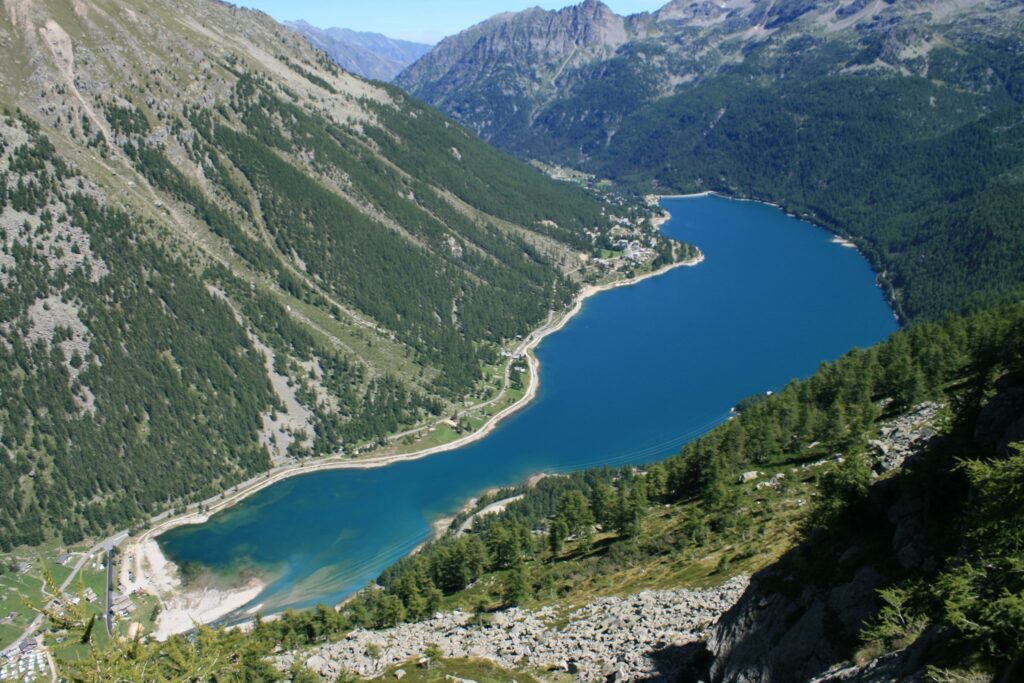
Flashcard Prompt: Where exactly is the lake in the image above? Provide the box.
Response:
[159,194,898,617]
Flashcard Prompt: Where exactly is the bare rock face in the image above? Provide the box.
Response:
[395,0,647,143]
[396,0,1020,166]
[654,0,746,27]
[808,650,926,683]
[705,577,842,683]
[868,402,943,473]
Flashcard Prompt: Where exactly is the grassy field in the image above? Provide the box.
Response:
[0,541,96,650]
[388,361,531,458]
[47,559,113,663]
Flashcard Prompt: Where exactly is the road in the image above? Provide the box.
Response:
[457,495,526,535]
[0,530,128,657]
[104,548,115,636]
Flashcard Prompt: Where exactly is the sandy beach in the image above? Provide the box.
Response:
[153,580,266,640]
[123,227,704,637]
[120,538,267,641]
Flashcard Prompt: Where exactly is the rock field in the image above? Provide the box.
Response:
[278,576,750,681]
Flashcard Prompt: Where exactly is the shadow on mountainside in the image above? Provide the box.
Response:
[674,372,1024,683]
[636,641,707,682]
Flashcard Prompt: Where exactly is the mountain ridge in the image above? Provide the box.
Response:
[397,0,1024,321]
[284,20,431,81]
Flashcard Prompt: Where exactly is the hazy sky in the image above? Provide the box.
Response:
[233,1,668,44]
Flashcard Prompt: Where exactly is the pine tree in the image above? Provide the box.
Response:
[823,400,850,454]
[503,558,530,606]
[548,517,568,557]
[615,482,648,539]
[590,482,616,527]
[485,522,522,568]
[556,489,595,549]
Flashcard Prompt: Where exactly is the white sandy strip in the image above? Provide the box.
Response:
[153,580,265,641]
[129,538,266,641]
[125,246,705,635]
[832,236,857,248]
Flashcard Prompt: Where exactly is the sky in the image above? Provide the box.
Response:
[232,1,668,44]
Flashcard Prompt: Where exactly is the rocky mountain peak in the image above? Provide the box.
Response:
[654,0,739,25]
[477,0,630,53]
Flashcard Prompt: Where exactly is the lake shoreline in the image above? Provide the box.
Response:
[125,191,898,638]
[654,191,899,322]
[129,215,704,638]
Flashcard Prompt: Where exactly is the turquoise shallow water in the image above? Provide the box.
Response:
[159,195,898,617]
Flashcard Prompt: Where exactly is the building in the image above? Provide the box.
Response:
[111,594,136,617]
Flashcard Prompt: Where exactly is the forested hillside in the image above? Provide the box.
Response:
[45,302,1024,681]
[0,0,651,551]
[398,0,1024,320]
[596,49,1024,321]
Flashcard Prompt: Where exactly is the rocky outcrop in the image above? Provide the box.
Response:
[868,401,943,472]
[703,567,875,683]
[395,0,652,143]
[698,399,966,682]
[278,576,749,681]
[808,650,924,683]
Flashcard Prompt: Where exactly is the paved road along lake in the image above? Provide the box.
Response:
[159,195,899,617]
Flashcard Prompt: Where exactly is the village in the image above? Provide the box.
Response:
[0,534,155,682]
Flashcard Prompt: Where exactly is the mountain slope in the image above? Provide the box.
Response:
[280,303,1024,682]
[284,21,431,81]
[397,0,1024,320]
[44,301,1024,681]
[396,0,651,144]
[0,0,658,552]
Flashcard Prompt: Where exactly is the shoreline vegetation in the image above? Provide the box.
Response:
[127,208,705,639]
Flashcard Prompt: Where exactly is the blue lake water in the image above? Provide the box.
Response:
[159,195,898,617]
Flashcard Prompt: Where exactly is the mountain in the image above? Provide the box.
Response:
[396,0,650,141]
[397,0,1024,321]
[284,21,431,81]
[0,0,658,552]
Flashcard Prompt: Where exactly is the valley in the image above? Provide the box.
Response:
[399,0,1024,321]
[0,0,1021,680]
[152,194,894,632]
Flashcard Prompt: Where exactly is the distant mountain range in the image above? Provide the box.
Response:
[397,0,1024,321]
[285,20,431,81]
